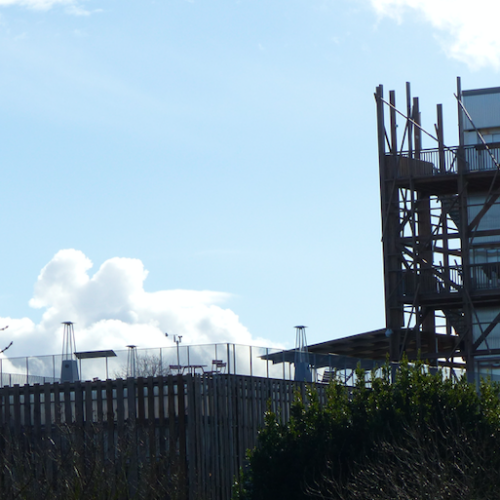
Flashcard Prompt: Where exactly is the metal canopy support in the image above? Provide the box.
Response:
[75,350,117,381]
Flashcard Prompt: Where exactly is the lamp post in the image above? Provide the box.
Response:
[165,332,183,371]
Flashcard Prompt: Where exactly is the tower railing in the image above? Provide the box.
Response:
[398,263,500,297]
[386,144,500,178]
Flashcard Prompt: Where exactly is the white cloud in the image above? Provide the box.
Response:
[0,0,92,15]
[369,0,500,70]
[65,4,91,16]
[1,249,278,358]
[0,0,71,9]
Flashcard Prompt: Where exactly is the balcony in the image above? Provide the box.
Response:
[399,262,500,299]
[386,144,500,179]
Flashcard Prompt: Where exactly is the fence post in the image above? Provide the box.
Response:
[233,344,236,375]
[177,374,187,500]
[127,377,138,496]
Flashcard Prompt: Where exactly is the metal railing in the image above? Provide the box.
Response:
[0,343,379,388]
[388,144,500,178]
[399,266,463,296]
[471,262,500,290]
[399,263,500,297]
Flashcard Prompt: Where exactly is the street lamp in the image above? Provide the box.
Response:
[165,332,183,370]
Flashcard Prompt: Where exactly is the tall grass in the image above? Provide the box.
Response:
[0,423,188,500]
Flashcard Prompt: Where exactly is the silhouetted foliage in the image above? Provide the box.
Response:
[0,422,186,500]
[233,359,500,500]
[115,353,170,379]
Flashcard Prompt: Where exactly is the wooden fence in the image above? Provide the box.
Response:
[0,374,321,499]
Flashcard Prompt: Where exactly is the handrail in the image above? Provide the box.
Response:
[388,144,500,178]
[399,263,500,296]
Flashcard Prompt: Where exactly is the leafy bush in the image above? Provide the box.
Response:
[234,359,500,500]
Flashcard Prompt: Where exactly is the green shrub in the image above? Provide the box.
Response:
[234,359,500,500]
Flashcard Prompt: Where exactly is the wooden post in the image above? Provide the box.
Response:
[167,375,176,465]
[64,382,72,424]
[116,378,125,477]
[127,377,138,496]
[106,379,114,465]
[177,374,187,500]
[74,381,85,476]
[186,374,197,500]
[159,375,167,458]
[147,376,156,461]
[23,384,31,453]
[95,380,105,466]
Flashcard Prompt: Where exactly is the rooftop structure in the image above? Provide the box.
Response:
[375,79,500,381]
[0,342,363,386]
[60,321,79,383]
[293,325,312,382]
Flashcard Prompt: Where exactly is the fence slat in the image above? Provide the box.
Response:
[106,379,114,464]
[160,375,167,457]
[54,382,61,425]
[193,375,203,499]
[116,378,125,476]
[177,373,187,500]
[64,382,72,424]
[94,380,105,466]
[33,384,41,439]
[127,377,138,495]
[23,383,31,427]
[147,376,156,460]
[167,375,176,464]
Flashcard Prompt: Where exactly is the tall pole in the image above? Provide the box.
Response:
[171,335,183,371]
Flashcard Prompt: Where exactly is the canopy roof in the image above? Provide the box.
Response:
[263,328,464,368]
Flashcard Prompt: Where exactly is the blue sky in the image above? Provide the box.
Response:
[1,0,500,356]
